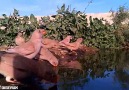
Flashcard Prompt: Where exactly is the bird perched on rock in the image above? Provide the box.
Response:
[62,38,83,51]
[36,47,59,66]
[42,38,59,49]
[15,31,25,46]
[59,35,72,46]
[6,29,46,59]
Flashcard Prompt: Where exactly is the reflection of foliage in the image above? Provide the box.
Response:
[59,68,85,81]
[78,50,129,81]
[58,50,129,89]
[114,50,129,89]
[58,68,88,90]
[58,78,89,90]
[0,50,129,89]
[114,70,129,89]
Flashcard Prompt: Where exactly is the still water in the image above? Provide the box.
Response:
[0,50,129,90]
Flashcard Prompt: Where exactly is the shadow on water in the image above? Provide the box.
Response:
[1,50,129,90]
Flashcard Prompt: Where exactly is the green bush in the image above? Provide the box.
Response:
[111,6,129,25]
[0,5,129,49]
[0,9,39,46]
[84,17,117,48]
[41,4,118,49]
[41,4,88,41]
[111,6,129,45]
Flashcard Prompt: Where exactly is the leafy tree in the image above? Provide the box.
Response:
[0,9,39,46]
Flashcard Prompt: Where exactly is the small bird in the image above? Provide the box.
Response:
[15,32,25,46]
[59,35,72,46]
[6,29,46,59]
[62,38,83,51]
[37,47,59,66]
[42,38,59,49]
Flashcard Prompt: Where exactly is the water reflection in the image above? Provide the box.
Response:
[0,50,129,90]
[58,50,129,90]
